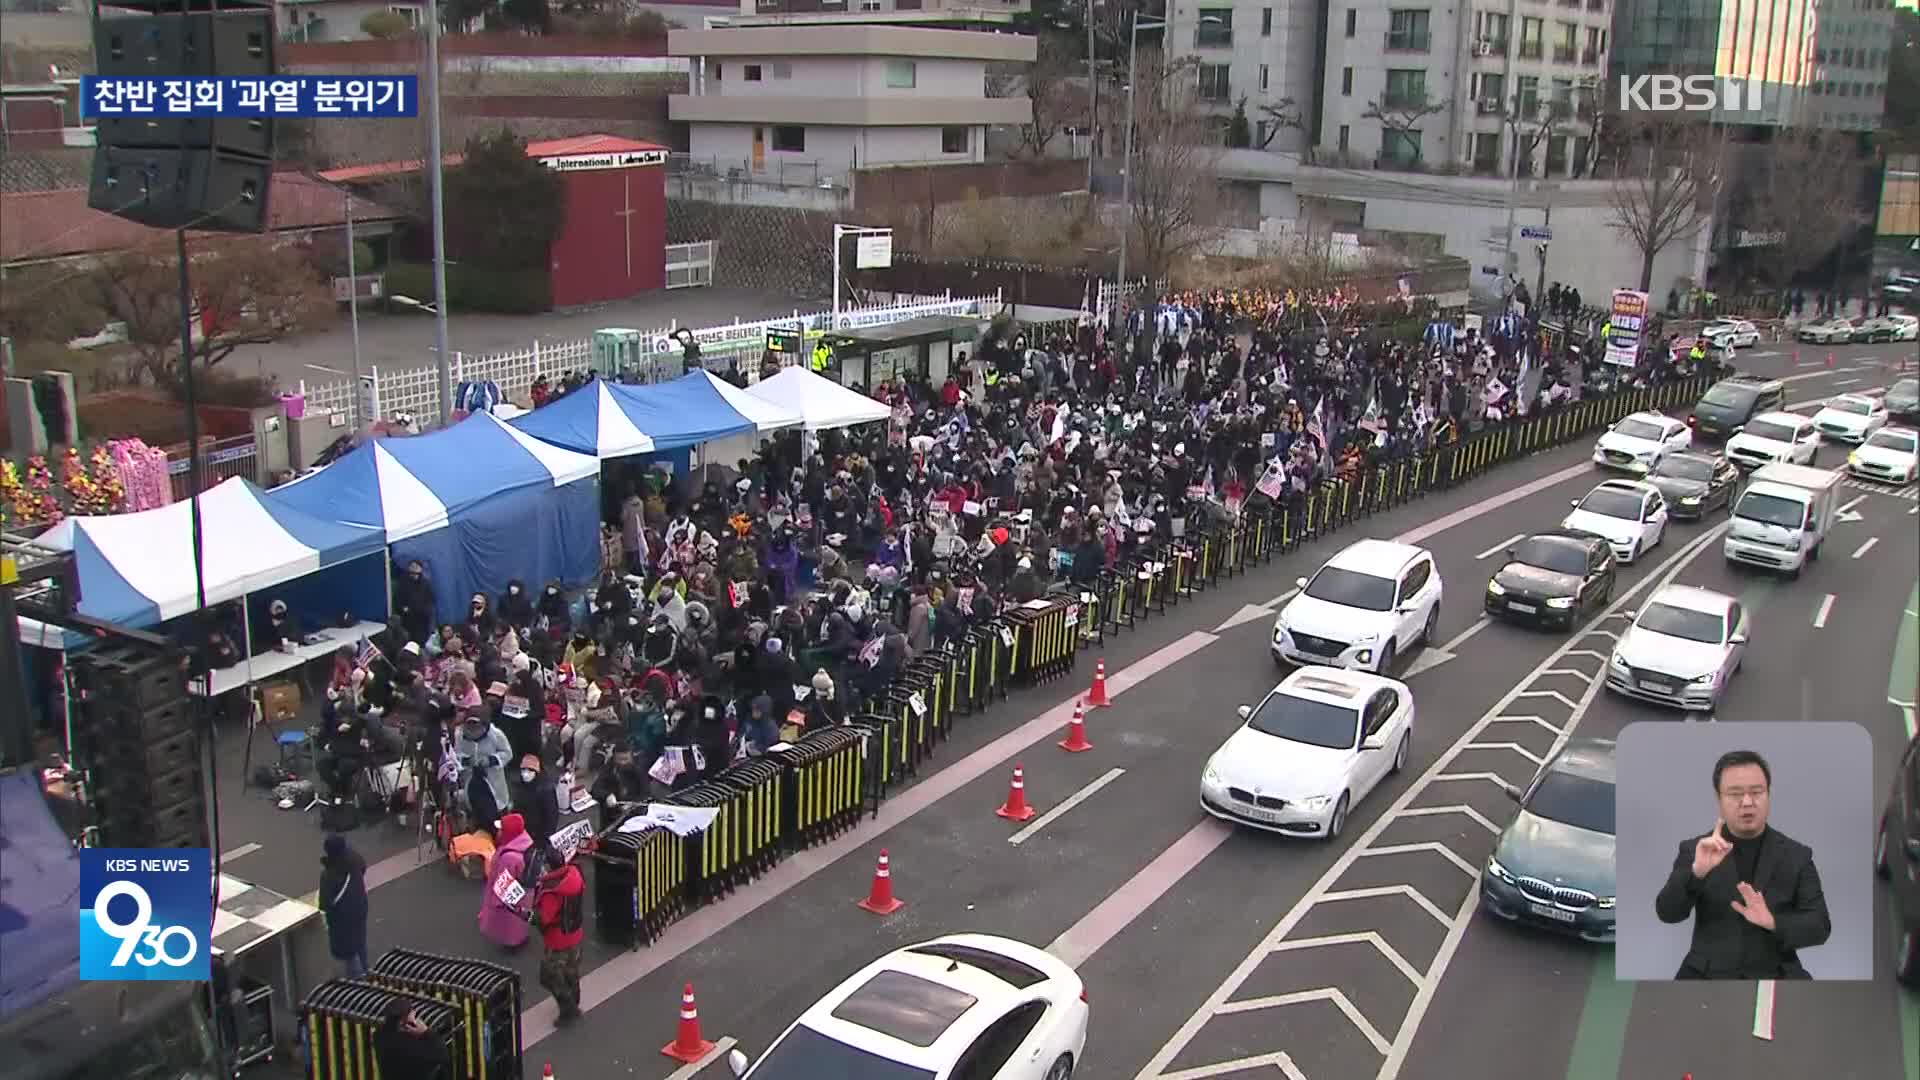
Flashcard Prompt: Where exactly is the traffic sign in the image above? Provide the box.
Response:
[1520,226,1553,240]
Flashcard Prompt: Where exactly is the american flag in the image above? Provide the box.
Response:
[354,637,382,670]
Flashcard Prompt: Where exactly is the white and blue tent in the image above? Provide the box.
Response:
[507,373,791,459]
[18,476,389,648]
[268,410,602,625]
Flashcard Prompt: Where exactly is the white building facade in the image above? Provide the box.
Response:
[668,25,1034,180]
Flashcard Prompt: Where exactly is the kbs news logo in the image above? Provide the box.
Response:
[79,848,212,981]
[1618,75,1766,113]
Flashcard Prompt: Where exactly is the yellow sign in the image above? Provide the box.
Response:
[1,555,17,586]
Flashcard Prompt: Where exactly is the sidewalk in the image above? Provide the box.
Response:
[224,286,823,390]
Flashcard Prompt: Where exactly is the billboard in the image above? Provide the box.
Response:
[1604,289,1650,368]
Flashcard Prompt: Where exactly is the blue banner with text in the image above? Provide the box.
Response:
[80,76,417,118]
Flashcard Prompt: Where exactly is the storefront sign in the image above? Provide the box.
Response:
[539,149,667,172]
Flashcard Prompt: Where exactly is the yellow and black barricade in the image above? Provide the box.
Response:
[1004,597,1076,685]
[949,630,992,714]
[899,658,952,744]
[769,725,872,841]
[875,688,932,774]
[367,950,522,1080]
[848,708,914,790]
[1097,567,1135,632]
[661,764,771,902]
[303,978,468,1080]
[882,667,943,760]
[588,818,684,948]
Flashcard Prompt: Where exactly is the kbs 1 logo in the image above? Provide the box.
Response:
[1618,75,1766,114]
[80,849,212,981]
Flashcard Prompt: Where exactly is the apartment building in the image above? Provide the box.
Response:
[1169,0,1614,177]
[667,24,1034,178]
[734,0,1026,27]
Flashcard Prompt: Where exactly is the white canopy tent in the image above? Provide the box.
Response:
[689,369,805,476]
[744,367,891,432]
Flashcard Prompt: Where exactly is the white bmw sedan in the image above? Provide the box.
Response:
[1201,666,1414,842]
[1812,393,1888,445]
[1562,480,1669,564]
[1849,427,1919,485]
[728,935,1089,1080]
[1603,585,1749,712]
[1591,412,1692,474]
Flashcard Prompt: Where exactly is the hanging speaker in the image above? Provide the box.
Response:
[88,145,272,233]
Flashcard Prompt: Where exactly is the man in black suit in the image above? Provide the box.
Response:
[1654,749,1832,979]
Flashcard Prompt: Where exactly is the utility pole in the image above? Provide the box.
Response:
[425,0,454,424]
[344,188,363,429]
[1534,199,1553,305]
[1086,0,1097,190]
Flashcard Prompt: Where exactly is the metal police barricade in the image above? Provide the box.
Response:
[767,725,872,840]
[586,819,684,948]
[368,950,523,1080]
[901,656,954,742]
[1097,567,1137,635]
[876,680,935,766]
[1134,546,1173,614]
[1072,586,1105,647]
[948,630,992,715]
[847,708,914,793]
[718,757,786,877]
[302,978,469,1080]
[664,759,782,901]
[1005,597,1076,685]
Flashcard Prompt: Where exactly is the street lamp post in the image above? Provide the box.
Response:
[424,0,454,423]
[1114,13,1163,323]
[1085,0,1097,191]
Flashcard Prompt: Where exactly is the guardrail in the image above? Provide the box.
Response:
[577,373,1715,950]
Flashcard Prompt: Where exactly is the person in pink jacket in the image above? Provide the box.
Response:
[477,812,534,949]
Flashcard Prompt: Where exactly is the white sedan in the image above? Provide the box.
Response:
[1563,480,1669,564]
[1591,412,1692,474]
[1702,318,1761,348]
[1812,393,1888,444]
[1849,427,1919,485]
[1201,666,1413,842]
[728,935,1089,1080]
[1726,411,1821,468]
[1798,317,1858,343]
[1604,584,1749,712]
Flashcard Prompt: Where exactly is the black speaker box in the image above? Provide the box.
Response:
[94,12,274,80]
[96,111,273,160]
[88,145,271,234]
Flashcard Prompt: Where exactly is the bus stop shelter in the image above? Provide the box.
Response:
[822,315,983,390]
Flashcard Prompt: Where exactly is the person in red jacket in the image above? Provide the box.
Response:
[533,846,586,1024]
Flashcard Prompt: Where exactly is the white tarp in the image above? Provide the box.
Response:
[744,367,891,432]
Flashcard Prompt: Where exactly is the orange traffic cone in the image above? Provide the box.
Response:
[1058,702,1094,753]
[1827,351,1836,368]
[997,764,1036,821]
[856,849,905,914]
[662,983,717,1063]
[542,1067,554,1080]
[1086,658,1112,707]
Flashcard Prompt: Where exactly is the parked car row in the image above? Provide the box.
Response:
[1796,313,1920,344]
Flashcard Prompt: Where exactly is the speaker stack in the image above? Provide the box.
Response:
[86,9,277,234]
[70,646,206,849]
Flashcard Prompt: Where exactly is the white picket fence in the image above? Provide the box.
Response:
[295,291,1005,425]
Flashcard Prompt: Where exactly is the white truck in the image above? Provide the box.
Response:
[1723,462,1843,577]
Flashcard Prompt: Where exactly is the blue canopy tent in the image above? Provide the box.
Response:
[508,375,769,459]
[19,477,389,649]
[268,411,601,626]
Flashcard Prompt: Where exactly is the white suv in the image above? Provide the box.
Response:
[1273,539,1443,675]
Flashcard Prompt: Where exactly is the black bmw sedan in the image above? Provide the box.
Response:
[1484,531,1617,629]
[1643,451,1740,519]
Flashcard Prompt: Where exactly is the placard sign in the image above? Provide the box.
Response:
[550,820,594,863]
[1604,289,1649,368]
[491,867,526,907]
[855,233,894,269]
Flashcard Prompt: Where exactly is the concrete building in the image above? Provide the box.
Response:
[1169,1,1613,177]
[1608,0,1893,131]
[667,24,1033,182]
[277,0,423,42]
[732,0,1025,27]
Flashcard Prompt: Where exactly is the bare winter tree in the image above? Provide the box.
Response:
[988,35,1081,158]
[1606,115,1728,292]
[1362,94,1445,166]
[1125,56,1225,280]
[1252,95,1304,150]
[1740,128,1869,289]
[1503,94,1565,177]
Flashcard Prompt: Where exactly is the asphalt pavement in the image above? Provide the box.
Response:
[207,341,1919,1080]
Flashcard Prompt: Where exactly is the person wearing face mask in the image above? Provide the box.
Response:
[513,753,560,853]
[455,713,513,835]
[465,594,497,645]
[254,598,302,654]
[476,812,534,950]
[498,579,533,630]
[537,581,570,638]
[394,561,435,648]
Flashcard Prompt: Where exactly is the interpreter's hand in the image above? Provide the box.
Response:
[1692,820,1734,879]
[1731,881,1775,930]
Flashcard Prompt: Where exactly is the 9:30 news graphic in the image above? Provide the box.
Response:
[79,75,419,118]
[79,848,213,982]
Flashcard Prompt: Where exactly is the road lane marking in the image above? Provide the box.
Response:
[1564,952,1634,1080]
[1008,768,1126,846]
[1840,494,1869,516]
[1403,616,1493,678]
[220,842,262,862]
[1814,594,1836,628]
[1853,537,1879,559]
[1219,989,1392,1054]
[1134,522,1731,1080]
[516,629,1217,1048]
[1835,378,1863,386]
[664,1035,738,1080]
[1159,1052,1307,1080]
[1752,980,1777,1040]
[1046,818,1233,968]
[1475,534,1525,560]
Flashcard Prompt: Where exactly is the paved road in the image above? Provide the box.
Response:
[207,342,1917,1079]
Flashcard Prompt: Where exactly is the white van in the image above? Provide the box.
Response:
[1723,463,1842,577]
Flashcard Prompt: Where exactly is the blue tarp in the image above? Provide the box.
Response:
[0,768,81,1020]
[267,411,602,626]
[509,375,761,458]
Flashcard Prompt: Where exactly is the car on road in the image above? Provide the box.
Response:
[1888,378,1920,422]
[1481,737,1619,942]
[1848,427,1920,485]
[1590,412,1692,475]
[1201,666,1413,841]
[1812,392,1888,444]
[1886,273,1920,305]
[1854,314,1920,343]
[1483,530,1617,629]
[1725,411,1820,469]
[1644,451,1740,518]
[1874,733,1920,987]
[1797,316,1859,343]
[1271,539,1443,674]
[1687,374,1786,441]
[725,934,1089,1080]
[1603,584,1749,712]
[1561,480,1669,564]
[1701,318,1762,348]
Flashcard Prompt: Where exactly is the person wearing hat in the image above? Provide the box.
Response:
[532,845,587,1025]
[455,712,513,835]
[513,752,560,848]
[805,669,843,729]
[255,597,301,655]
[589,745,650,828]
[393,560,435,650]
[375,998,453,1079]
[477,812,535,950]
[317,833,369,976]
[904,585,933,656]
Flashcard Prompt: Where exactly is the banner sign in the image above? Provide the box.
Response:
[539,149,668,172]
[1604,289,1649,368]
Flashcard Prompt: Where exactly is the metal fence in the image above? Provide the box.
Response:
[295,292,1004,426]
[166,434,259,500]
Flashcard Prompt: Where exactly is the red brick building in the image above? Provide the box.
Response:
[320,133,668,308]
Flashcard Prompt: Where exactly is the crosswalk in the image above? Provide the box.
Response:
[1839,476,1919,501]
